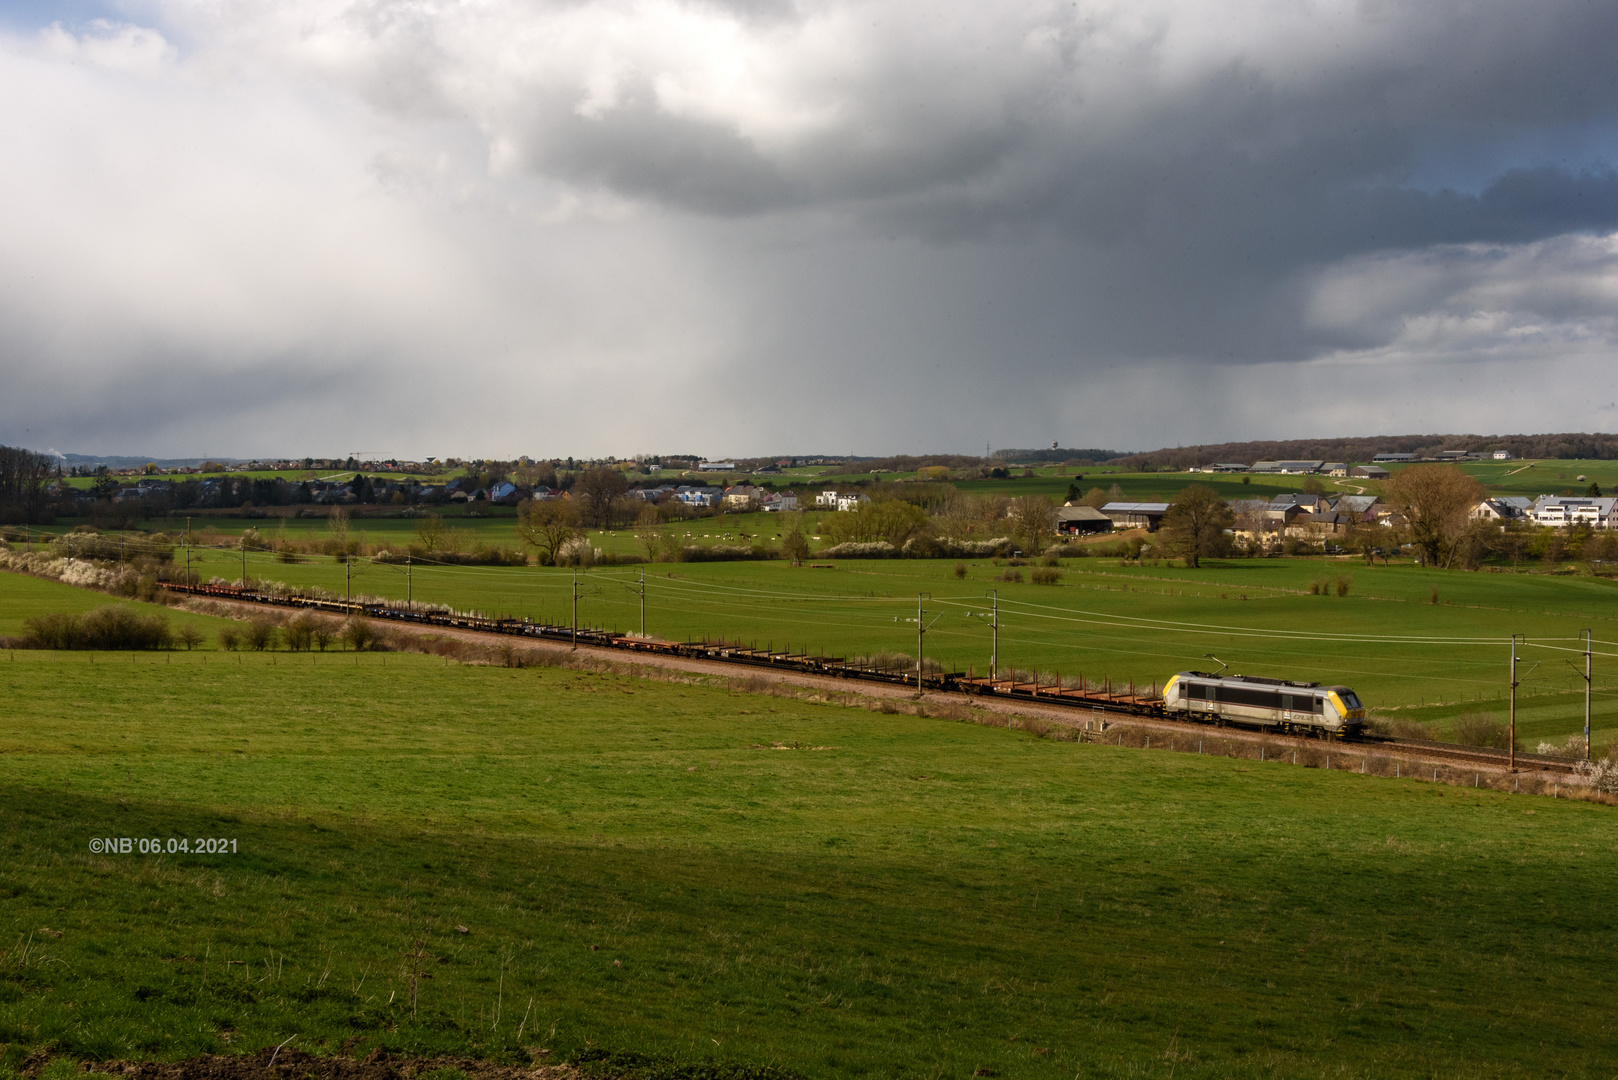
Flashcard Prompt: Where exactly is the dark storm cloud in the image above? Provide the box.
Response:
[6,0,1618,456]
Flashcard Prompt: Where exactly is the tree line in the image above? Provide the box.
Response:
[0,445,56,524]
[1115,432,1618,471]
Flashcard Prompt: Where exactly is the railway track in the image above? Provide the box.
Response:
[160,582,1584,775]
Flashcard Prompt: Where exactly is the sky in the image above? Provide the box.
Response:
[3,0,1618,460]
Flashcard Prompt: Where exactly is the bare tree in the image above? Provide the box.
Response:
[576,467,630,528]
[933,497,980,542]
[0,445,55,524]
[326,506,357,557]
[1157,484,1234,568]
[513,460,558,491]
[782,527,810,564]
[413,512,445,553]
[516,496,581,566]
[634,504,664,562]
[1007,495,1058,555]
[1382,465,1486,567]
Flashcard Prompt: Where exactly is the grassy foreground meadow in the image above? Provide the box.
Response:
[3,635,1618,1078]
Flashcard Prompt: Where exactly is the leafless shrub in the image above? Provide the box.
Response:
[340,617,375,652]
[1452,713,1510,749]
[996,568,1024,583]
[1389,719,1432,740]
[244,616,280,651]
[1030,567,1062,585]
[311,617,337,652]
[282,612,317,651]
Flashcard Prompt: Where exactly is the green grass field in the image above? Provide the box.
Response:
[3,644,1617,1078]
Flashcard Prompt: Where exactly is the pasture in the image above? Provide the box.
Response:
[2,644,1617,1078]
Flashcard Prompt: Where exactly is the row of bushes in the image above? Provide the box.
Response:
[10,606,200,651]
[217,611,379,652]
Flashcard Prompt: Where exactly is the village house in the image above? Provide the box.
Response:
[1470,497,1532,522]
[723,484,765,509]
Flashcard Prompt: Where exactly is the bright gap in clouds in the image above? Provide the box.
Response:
[2,1,1617,458]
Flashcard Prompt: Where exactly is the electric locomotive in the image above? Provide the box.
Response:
[1162,671,1364,737]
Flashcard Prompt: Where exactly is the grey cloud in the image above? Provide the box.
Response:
[9,0,1618,457]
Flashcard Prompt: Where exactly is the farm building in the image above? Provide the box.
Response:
[1100,501,1170,530]
[1351,465,1391,479]
[1249,460,1325,474]
[1056,505,1112,534]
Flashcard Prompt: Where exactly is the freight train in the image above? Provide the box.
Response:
[161,582,1367,736]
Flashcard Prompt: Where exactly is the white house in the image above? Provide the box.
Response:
[836,493,872,512]
[761,492,799,512]
[1492,450,1513,460]
[814,490,841,508]
[1531,495,1617,529]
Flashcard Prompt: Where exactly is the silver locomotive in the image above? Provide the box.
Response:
[1163,671,1365,737]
